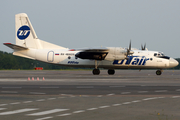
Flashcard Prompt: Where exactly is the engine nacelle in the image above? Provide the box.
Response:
[75,52,108,60]
[105,47,126,61]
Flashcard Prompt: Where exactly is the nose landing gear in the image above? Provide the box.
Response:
[156,70,162,75]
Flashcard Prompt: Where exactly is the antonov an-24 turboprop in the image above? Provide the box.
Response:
[4,13,179,75]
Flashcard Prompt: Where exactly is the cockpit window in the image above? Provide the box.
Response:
[154,52,165,56]
[154,52,170,59]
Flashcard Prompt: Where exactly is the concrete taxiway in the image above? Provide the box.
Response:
[0,70,179,120]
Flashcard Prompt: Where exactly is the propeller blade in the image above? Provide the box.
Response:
[141,43,146,50]
[129,40,131,51]
[144,43,146,50]
[125,40,134,65]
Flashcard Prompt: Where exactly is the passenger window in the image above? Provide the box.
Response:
[150,58,153,61]
[68,56,71,59]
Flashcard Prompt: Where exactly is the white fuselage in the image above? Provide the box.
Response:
[14,48,176,69]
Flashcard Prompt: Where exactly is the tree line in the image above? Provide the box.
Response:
[0,51,70,70]
[0,51,179,70]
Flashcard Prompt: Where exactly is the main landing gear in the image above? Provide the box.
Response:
[92,60,100,75]
[92,69,115,75]
[108,69,115,75]
[92,60,115,75]
[156,70,162,75]
[92,69,100,75]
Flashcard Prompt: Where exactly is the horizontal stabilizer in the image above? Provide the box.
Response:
[3,43,28,50]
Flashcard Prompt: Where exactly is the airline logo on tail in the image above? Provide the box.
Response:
[17,25,30,40]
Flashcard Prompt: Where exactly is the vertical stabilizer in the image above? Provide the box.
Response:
[16,13,39,49]
[15,13,67,49]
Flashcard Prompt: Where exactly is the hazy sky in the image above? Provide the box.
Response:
[1,0,180,58]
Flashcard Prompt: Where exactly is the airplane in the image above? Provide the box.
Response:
[4,13,179,75]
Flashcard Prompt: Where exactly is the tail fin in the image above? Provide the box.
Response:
[15,13,67,49]
[16,13,38,48]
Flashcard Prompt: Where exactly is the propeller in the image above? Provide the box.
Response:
[141,43,146,50]
[125,41,134,64]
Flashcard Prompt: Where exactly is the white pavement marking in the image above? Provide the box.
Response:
[0,108,6,110]
[54,96,167,118]
[109,86,125,88]
[0,104,7,106]
[155,90,167,92]
[60,94,73,97]
[10,102,20,105]
[29,92,46,95]
[58,113,72,117]
[172,96,180,98]
[73,110,85,114]
[1,91,18,93]
[87,108,98,111]
[40,87,59,89]
[99,106,110,109]
[121,92,131,94]
[176,89,180,91]
[97,95,103,97]
[0,108,38,115]
[122,102,131,105]
[36,99,45,102]
[107,93,115,96]
[47,98,56,100]
[76,86,94,88]
[2,87,22,89]
[132,100,141,103]
[23,101,32,103]
[35,116,53,120]
[112,104,121,106]
[27,109,69,116]
[143,97,158,101]
[138,91,148,93]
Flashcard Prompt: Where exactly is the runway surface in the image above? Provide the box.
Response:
[0,70,179,120]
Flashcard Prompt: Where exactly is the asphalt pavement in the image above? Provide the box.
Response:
[0,70,179,120]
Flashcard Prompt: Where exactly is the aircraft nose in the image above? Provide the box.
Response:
[169,58,179,68]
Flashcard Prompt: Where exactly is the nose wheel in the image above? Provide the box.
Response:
[156,70,162,75]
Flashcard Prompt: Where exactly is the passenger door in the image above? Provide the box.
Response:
[47,51,54,62]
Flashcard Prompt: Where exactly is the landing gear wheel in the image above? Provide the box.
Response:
[108,69,115,75]
[156,70,162,75]
[93,69,100,75]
